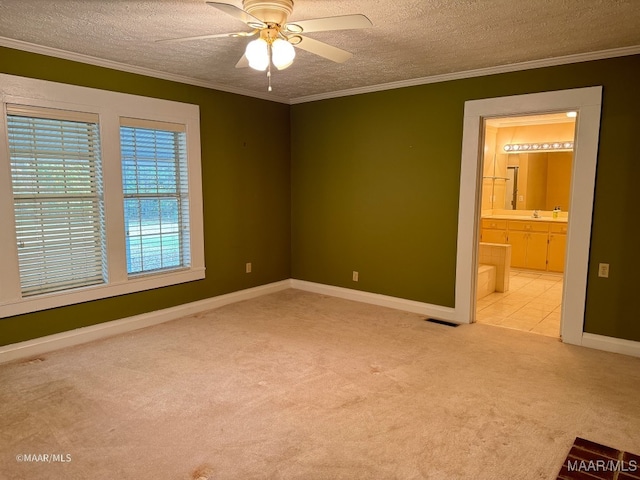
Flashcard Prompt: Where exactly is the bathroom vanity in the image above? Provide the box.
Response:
[480,214,568,272]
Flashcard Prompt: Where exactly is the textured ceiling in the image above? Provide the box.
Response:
[1,0,639,103]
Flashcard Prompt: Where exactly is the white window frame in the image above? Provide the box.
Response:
[0,74,205,318]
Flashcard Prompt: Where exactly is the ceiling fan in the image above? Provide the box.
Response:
[159,0,373,91]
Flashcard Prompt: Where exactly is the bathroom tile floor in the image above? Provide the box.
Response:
[476,269,563,337]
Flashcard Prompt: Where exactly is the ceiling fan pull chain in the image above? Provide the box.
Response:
[267,59,273,91]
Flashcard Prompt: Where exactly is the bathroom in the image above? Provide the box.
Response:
[475,113,576,337]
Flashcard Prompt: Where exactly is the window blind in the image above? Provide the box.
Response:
[120,124,190,275]
[6,106,106,296]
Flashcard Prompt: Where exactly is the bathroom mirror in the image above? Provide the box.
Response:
[481,113,576,214]
[506,151,572,211]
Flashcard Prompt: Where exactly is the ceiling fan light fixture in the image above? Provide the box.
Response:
[245,38,269,70]
[271,38,295,70]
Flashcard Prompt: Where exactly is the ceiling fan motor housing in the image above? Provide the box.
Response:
[243,0,294,25]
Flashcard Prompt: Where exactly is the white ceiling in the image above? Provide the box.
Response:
[1,0,639,104]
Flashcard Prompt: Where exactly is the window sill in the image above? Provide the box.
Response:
[0,267,206,319]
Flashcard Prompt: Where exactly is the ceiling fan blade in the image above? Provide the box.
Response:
[156,31,254,44]
[284,14,372,34]
[235,54,249,69]
[206,2,266,28]
[293,35,352,63]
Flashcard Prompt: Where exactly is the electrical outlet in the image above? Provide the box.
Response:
[352,271,359,282]
[246,262,252,274]
[598,263,609,278]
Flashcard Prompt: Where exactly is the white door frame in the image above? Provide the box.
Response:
[454,87,602,345]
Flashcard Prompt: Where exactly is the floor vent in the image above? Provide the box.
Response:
[425,318,459,327]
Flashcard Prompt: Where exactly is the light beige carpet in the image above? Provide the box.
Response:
[1,289,639,479]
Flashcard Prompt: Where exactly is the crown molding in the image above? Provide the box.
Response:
[0,36,290,105]
[289,45,640,104]
[1,36,639,106]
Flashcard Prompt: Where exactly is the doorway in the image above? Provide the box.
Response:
[475,113,576,337]
[454,87,602,347]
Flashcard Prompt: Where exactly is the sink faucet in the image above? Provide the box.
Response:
[532,210,540,218]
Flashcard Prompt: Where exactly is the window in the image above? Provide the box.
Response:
[120,120,189,275]
[7,107,106,296]
[0,74,204,318]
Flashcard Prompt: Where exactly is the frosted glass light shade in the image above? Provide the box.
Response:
[503,141,574,152]
[245,38,269,71]
[271,39,295,70]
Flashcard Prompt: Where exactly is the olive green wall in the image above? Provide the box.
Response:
[2,47,639,346]
[291,88,462,305]
[0,47,291,346]
[291,55,640,342]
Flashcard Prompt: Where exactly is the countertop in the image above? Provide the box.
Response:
[482,215,568,223]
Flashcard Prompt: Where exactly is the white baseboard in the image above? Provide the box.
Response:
[290,279,456,321]
[0,280,291,365]
[4,278,640,364]
[581,332,640,358]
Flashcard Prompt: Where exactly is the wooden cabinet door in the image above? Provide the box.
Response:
[481,229,507,244]
[508,231,528,268]
[526,232,549,270]
[547,233,567,272]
